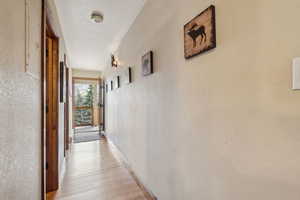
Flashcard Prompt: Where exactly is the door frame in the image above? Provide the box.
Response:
[41,2,60,197]
[46,22,60,193]
[72,77,101,129]
[100,80,105,133]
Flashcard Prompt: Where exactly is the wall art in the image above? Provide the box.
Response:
[59,61,65,103]
[105,83,109,93]
[115,76,120,89]
[184,5,216,59]
[142,51,153,76]
[110,80,114,91]
[123,67,132,84]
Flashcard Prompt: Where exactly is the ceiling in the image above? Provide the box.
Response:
[54,0,146,71]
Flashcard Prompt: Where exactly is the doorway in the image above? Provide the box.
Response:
[45,22,59,193]
[72,77,102,143]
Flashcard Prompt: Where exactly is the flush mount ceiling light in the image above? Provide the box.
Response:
[91,11,104,23]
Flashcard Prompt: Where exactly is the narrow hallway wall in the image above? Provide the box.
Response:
[0,0,69,199]
[0,0,42,199]
[104,0,300,200]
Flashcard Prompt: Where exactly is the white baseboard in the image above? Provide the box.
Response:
[59,158,66,186]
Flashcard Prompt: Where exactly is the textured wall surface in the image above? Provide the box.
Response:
[104,0,300,199]
[0,0,69,199]
[0,0,42,199]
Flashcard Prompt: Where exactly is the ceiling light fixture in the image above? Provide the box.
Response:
[91,11,104,23]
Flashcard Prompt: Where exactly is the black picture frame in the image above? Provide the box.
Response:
[124,67,132,84]
[59,61,65,103]
[142,51,153,76]
[105,83,108,93]
[110,80,114,91]
[115,76,120,89]
[184,5,216,59]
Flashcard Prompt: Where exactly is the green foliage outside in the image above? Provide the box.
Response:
[75,84,96,125]
[75,84,95,107]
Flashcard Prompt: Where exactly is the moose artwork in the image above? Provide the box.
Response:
[184,5,216,59]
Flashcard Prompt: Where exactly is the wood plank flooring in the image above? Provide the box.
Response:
[47,138,150,200]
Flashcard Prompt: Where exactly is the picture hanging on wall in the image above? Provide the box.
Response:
[110,80,114,91]
[142,51,153,76]
[117,76,120,88]
[59,61,65,103]
[123,67,132,84]
[114,76,120,89]
[184,5,216,59]
[105,83,108,93]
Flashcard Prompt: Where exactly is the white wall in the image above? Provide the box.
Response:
[104,0,300,199]
[72,69,102,79]
[0,0,42,199]
[0,1,69,199]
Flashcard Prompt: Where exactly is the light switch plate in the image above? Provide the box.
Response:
[292,58,300,90]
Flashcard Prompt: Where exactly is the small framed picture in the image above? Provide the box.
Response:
[124,67,132,84]
[184,5,216,59]
[59,61,65,103]
[110,80,114,91]
[113,76,120,90]
[115,76,120,89]
[142,51,153,76]
[105,83,108,93]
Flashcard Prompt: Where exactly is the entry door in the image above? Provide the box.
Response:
[46,36,59,192]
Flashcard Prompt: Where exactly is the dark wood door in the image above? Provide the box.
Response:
[46,36,59,192]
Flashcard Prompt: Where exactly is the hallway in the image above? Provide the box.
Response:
[47,139,152,200]
[2,0,300,199]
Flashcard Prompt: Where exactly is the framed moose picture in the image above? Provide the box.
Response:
[184,5,216,59]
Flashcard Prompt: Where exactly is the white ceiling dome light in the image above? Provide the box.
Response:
[91,11,104,23]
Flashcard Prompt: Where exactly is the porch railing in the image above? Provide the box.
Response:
[74,106,93,127]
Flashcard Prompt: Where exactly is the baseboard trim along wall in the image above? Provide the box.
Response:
[59,157,66,186]
[104,136,157,200]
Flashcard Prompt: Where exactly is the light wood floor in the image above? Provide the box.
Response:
[47,138,150,200]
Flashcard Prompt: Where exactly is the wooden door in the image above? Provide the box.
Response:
[46,36,59,192]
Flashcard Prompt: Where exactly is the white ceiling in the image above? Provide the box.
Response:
[54,0,146,71]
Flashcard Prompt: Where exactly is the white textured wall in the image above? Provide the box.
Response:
[104,0,300,199]
[0,0,69,198]
[0,0,42,199]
